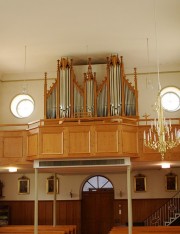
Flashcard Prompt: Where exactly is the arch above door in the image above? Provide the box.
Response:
[82,175,113,191]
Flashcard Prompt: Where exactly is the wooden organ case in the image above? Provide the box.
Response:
[27,55,139,160]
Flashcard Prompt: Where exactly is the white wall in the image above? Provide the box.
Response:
[136,71,180,119]
[0,66,179,124]
[0,66,179,202]
[0,79,44,124]
[0,169,179,201]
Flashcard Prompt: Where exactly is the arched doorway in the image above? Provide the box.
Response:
[81,175,114,234]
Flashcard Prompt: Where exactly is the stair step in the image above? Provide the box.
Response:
[165,214,180,226]
[144,191,180,226]
[164,221,170,226]
[175,213,180,218]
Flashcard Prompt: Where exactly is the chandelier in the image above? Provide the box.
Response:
[143,92,180,160]
[143,1,180,160]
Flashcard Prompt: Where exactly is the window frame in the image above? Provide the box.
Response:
[10,94,35,118]
[160,86,180,112]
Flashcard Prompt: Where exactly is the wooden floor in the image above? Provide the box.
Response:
[109,226,180,234]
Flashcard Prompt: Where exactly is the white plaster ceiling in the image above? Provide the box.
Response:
[0,0,180,79]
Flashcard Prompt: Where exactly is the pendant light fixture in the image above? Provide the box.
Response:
[10,46,35,118]
[143,1,180,160]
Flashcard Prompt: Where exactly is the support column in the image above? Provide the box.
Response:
[53,173,57,226]
[34,168,38,234]
[127,165,132,234]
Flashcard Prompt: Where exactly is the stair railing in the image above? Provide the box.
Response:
[144,190,180,226]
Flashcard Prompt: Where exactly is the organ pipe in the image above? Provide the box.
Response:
[44,55,138,120]
[44,72,47,119]
[59,58,71,118]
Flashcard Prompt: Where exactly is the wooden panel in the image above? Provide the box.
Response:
[3,137,23,158]
[114,198,169,226]
[137,126,180,161]
[68,127,90,154]
[57,200,81,234]
[27,134,38,157]
[0,199,172,234]
[143,145,158,153]
[39,201,53,225]
[4,201,34,225]
[122,126,138,154]
[113,199,128,226]
[0,200,81,230]
[0,136,3,158]
[0,122,179,161]
[22,201,34,225]
[132,199,169,223]
[95,125,119,154]
[41,132,63,154]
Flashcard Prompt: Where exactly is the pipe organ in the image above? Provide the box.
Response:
[45,72,57,119]
[109,56,122,116]
[44,55,138,119]
[59,58,71,118]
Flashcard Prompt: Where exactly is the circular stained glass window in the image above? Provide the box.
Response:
[11,94,35,118]
[160,87,180,112]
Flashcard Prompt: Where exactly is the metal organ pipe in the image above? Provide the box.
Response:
[109,55,122,116]
[83,58,96,116]
[97,81,108,117]
[46,82,57,119]
[59,58,71,118]
[74,85,84,116]
[45,55,138,119]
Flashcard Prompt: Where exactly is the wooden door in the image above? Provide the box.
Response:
[82,189,114,234]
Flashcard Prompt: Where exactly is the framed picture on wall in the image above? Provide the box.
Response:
[134,174,146,192]
[165,173,177,191]
[18,176,30,194]
[46,176,59,194]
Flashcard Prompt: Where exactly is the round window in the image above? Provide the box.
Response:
[160,87,180,112]
[11,94,35,118]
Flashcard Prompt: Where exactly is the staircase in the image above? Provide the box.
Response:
[144,190,180,226]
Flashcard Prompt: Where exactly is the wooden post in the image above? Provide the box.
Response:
[53,173,57,227]
[34,168,38,234]
[127,165,132,234]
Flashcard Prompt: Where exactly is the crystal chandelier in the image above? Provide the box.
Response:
[143,92,180,160]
